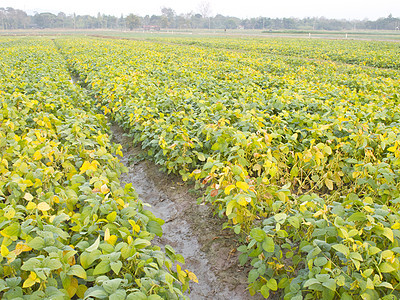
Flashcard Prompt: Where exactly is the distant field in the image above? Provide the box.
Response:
[1,28,400,41]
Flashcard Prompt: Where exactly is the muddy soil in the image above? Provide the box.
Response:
[111,124,262,300]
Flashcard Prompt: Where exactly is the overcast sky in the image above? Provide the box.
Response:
[2,0,399,20]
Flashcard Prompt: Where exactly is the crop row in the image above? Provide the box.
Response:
[152,36,400,70]
[0,38,192,299]
[57,37,400,299]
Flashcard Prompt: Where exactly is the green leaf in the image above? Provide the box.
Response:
[133,238,151,249]
[377,282,394,289]
[86,236,100,252]
[260,285,270,298]
[1,223,21,240]
[126,291,147,300]
[67,265,87,279]
[250,228,266,242]
[332,244,349,257]
[314,256,328,266]
[103,279,123,294]
[262,237,275,252]
[197,153,206,161]
[347,212,366,222]
[322,279,336,292]
[147,220,163,237]
[379,262,395,273]
[21,258,41,271]
[366,278,374,290]
[383,228,394,242]
[111,261,123,275]
[109,290,127,300]
[93,260,111,275]
[248,269,259,283]
[238,253,248,265]
[148,295,163,300]
[349,252,363,261]
[80,250,101,269]
[288,216,300,229]
[232,165,242,175]
[316,274,330,283]
[303,278,320,288]
[84,286,108,298]
[28,237,45,250]
[274,213,287,224]
[267,278,278,291]
[368,246,381,256]
[336,275,346,286]
[45,259,62,270]
[341,293,353,300]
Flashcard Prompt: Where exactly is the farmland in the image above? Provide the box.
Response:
[1,35,400,299]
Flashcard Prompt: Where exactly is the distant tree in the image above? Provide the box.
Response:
[0,7,29,29]
[0,5,399,32]
[198,1,212,29]
[161,7,175,28]
[126,14,141,30]
[32,12,57,28]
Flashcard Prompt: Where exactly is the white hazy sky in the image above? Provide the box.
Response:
[2,0,399,20]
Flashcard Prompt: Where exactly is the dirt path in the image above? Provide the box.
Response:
[111,124,261,300]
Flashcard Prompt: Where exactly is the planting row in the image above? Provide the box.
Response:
[0,38,192,299]
[57,37,400,299]
[152,36,400,70]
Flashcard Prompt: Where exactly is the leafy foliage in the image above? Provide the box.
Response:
[56,36,400,299]
[0,38,192,299]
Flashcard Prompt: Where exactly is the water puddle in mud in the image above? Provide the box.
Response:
[111,124,262,300]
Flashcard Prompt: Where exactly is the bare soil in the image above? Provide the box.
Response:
[111,124,262,300]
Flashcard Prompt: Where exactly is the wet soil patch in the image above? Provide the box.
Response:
[111,124,262,300]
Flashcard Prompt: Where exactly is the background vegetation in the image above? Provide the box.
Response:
[1,6,399,31]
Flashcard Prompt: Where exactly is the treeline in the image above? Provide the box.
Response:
[1,6,400,31]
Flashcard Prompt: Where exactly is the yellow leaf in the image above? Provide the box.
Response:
[325,178,333,190]
[185,270,198,283]
[364,206,374,213]
[33,150,42,160]
[366,278,374,290]
[104,228,110,242]
[24,193,34,201]
[226,201,235,216]
[76,285,88,298]
[115,198,125,207]
[116,145,123,157]
[1,245,9,257]
[237,195,248,206]
[26,202,37,210]
[13,242,32,255]
[66,277,78,298]
[23,272,39,288]
[236,181,249,191]
[79,160,99,175]
[276,191,288,202]
[176,264,187,283]
[100,184,110,194]
[224,184,236,195]
[107,235,117,245]
[37,202,51,212]
[79,161,91,174]
[4,208,15,220]
[383,228,394,242]
[107,211,117,222]
[392,222,400,230]
[128,220,140,233]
